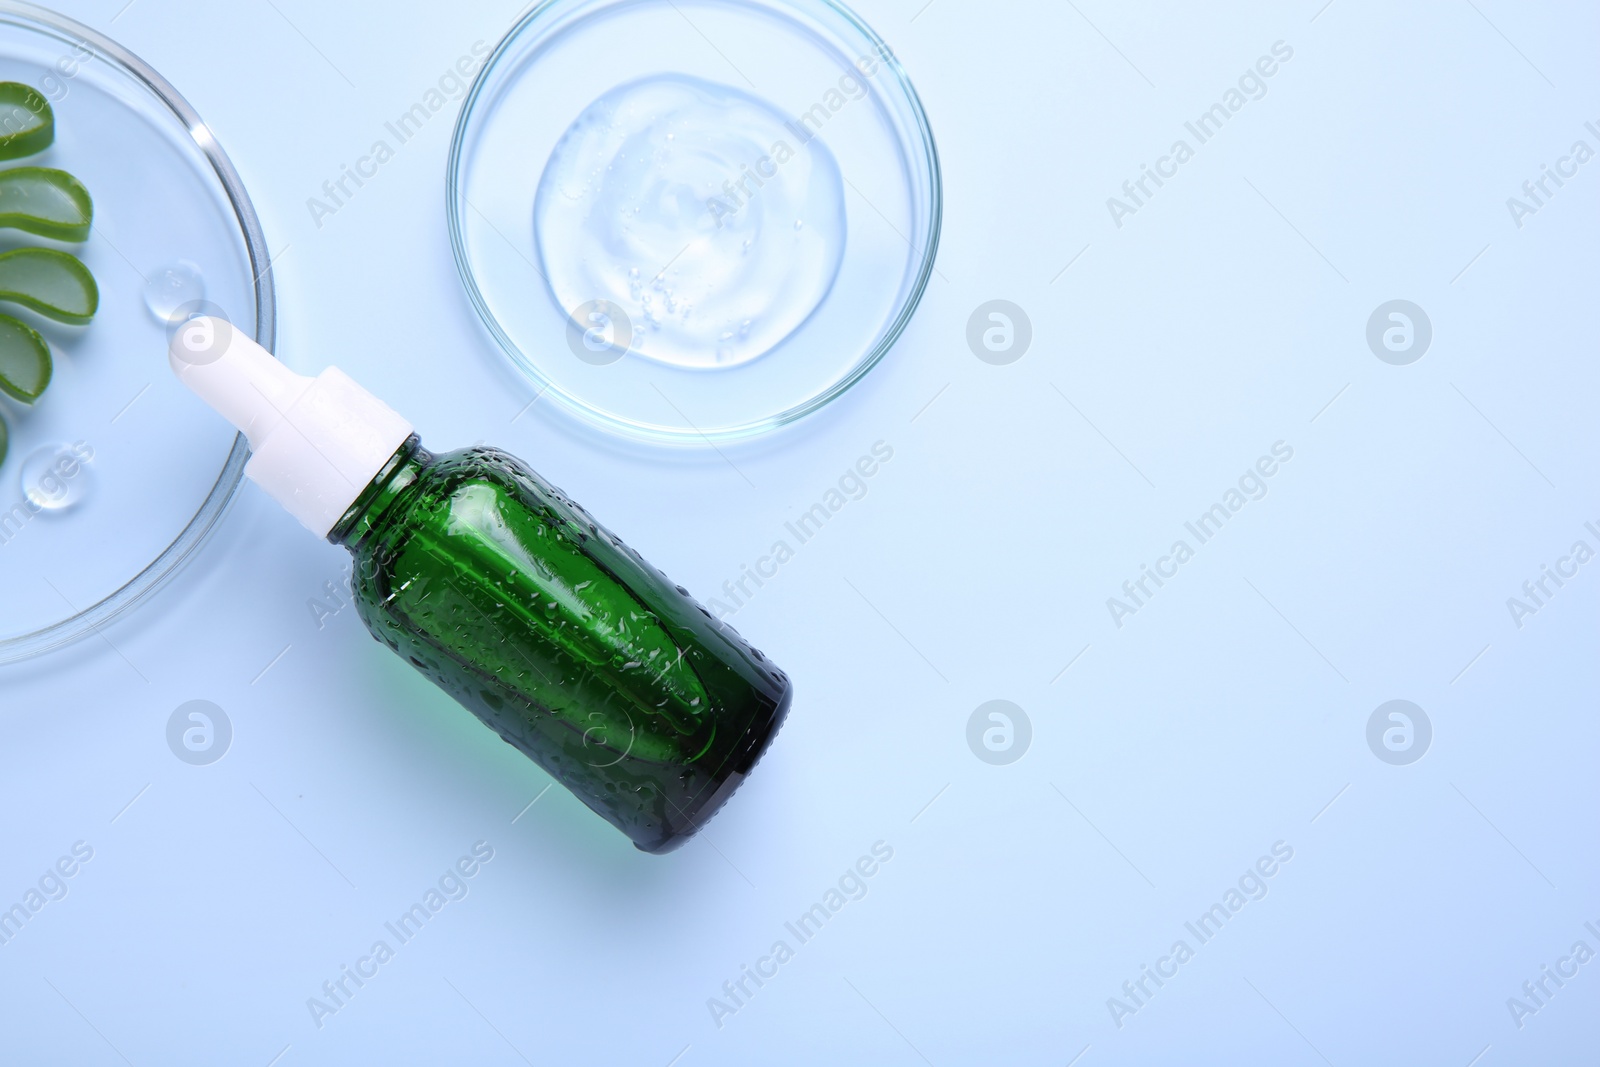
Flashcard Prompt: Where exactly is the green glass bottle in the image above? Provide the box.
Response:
[330,437,788,851]
[168,318,789,852]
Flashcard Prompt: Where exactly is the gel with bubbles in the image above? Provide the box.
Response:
[534,74,846,369]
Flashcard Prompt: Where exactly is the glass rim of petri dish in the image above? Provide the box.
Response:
[447,0,943,444]
[0,2,275,663]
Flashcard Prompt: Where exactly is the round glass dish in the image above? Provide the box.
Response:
[448,0,940,443]
[0,2,274,663]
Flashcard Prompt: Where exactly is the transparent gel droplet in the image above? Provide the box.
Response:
[534,74,846,369]
[20,443,92,512]
[144,260,205,322]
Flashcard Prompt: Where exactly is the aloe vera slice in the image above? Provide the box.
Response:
[0,312,50,403]
[0,410,7,466]
[0,83,51,161]
[0,248,97,324]
[0,167,92,241]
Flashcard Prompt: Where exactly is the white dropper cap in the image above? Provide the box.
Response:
[168,317,413,538]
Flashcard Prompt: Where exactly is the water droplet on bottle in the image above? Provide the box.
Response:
[21,443,92,511]
[144,260,205,322]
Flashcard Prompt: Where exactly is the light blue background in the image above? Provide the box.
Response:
[3,0,1597,1064]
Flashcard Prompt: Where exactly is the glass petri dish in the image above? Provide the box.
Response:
[0,2,274,663]
[448,0,941,443]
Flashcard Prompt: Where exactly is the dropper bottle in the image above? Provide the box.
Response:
[168,316,790,852]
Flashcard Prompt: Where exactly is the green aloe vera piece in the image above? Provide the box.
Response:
[0,312,51,403]
[0,247,98,324]
[0,83,51,161]
[0,410,7,466]
[0,167,92,241]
